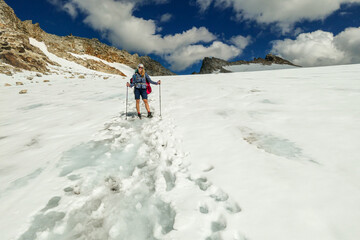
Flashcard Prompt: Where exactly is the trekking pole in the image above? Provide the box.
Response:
[159,83,162,118]
[125,86,128,120]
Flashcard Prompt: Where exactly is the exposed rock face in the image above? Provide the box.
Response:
[0,0,174,76]
[199,57,232,74]
[264,54,296,65]
[0,0,59,74]
[199,54,300,74]
[0,0,23,32]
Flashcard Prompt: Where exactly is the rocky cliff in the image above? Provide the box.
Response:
[0,0,174,76]
[0,0,59,75]
[198,54,300,74]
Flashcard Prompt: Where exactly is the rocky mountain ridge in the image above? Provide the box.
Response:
[0,0,174,77]
[198,54,300,74]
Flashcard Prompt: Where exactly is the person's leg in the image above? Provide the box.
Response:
[136,100,140,113]
[143,99,151,112]
[134,88,141,118]
[140,88,151,113]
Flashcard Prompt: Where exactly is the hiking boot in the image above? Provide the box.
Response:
[138,113,142,119]
[147,112,153,118]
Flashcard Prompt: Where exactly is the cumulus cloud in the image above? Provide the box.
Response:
[334,27,360,63]
[271,27,360,66]
[195,0,360,33]
[165,41,242,71]
[48,0,249,71]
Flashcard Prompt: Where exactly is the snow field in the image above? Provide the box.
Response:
[160,65,360,240]
[1,38,360,240]
[0,71,127,239]
[1,83,243,239]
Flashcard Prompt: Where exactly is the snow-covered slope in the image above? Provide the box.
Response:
[223,63,298,72]
[164,65,360,240]
[29,38,135,77]
[1,39,360,240]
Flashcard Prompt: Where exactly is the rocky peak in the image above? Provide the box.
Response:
[198,54,299,74]
[264,54,296,66]
[199,57,232,74]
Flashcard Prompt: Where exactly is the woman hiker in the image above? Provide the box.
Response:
[126,64,161,118]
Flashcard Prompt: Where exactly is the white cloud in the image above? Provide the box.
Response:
[271,27,360,67]
[66,0,201,54]
[230,35,251,49]
[165,41,242,71]
[195,0,360,33]
[63,2,78,18]
[48,0,249,71]
[160,13,173,23]
[47,0,78,18]
[334,27,360,63]
[196,0,214,12]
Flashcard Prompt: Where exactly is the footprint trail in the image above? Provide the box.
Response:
[18,108,245,239]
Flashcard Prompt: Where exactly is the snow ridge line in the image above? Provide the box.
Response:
[18,110,245,239]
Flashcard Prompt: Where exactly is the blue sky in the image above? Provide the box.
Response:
[7,0,360,74]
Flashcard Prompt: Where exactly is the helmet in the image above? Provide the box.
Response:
[138,63,144,69]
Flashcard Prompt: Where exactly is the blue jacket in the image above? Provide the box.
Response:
[130,72,158,89]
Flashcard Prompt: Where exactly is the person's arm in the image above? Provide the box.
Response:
[146,73,160,85]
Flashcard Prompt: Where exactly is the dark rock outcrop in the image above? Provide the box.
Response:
[198,54,300,74]
[199,57,232,74]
